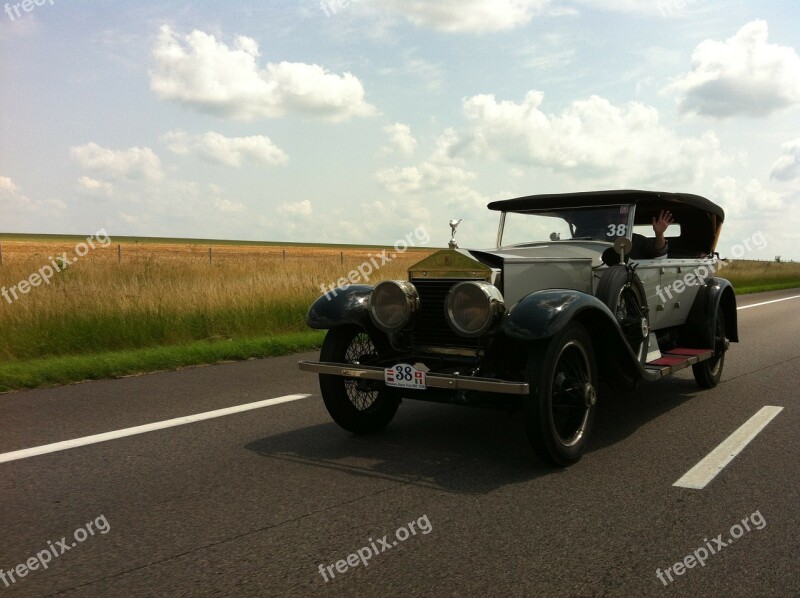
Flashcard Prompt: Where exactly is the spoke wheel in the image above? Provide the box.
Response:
[319,325,400,434]
[596,264,650,364]
[525,322,598,466]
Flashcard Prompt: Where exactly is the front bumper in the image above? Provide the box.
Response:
[298,361,530,395]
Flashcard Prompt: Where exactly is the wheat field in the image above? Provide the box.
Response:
[0,238,432,361]
[0,237,797,362]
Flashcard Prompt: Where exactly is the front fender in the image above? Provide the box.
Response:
[502,289,617,341]
[306,285,373,330]
[501,289,645,390]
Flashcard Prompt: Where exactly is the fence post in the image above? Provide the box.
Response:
[117,243,122,263]
[0,242,3,266]
[209,247,212,264]
[283,249,286,261]
[340,251,344,264]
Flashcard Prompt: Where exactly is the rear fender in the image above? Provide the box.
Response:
[681,277,739,346]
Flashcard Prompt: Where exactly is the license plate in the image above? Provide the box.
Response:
[384,364,426,390]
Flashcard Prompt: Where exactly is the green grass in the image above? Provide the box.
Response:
[730,281,800,295]
[721,259,800,295]
[0,299,315,361]
[0,330,325,393]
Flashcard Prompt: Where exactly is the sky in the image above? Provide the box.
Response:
[1,0,799,259]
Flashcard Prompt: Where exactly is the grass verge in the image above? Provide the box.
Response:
[0,330,325,393]
[731,281,800,295]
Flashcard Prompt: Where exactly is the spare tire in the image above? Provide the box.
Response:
[596,264,650,364]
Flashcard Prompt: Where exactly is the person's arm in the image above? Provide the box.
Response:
[652,210,674,252]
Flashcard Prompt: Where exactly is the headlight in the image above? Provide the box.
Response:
[445,281,505,337]
[369,281,419,333]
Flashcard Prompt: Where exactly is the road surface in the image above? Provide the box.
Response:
[1,289,798,596]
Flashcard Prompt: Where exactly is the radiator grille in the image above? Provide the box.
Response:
[411,278,480,349]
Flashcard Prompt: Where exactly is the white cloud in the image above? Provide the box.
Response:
[277,199,312,217]
[0,175,20,195]
[459,90,726,185]
[0,175,67,218]
[161,130,288,167]
[372,0,549,33]
[376,161,476,195]
[518,35,576,70]
[572,0,680,17]
[150,25,375,122]
[214,198,246,213]
[770,138,800,182]
[382,123,418,157]
[666,20,800,118]
[712,176,785,218]
[365,0,698,31]
[69,142,163,181]
[77,176,114,196]
[377,57,443,93]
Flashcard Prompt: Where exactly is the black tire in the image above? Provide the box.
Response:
[525,322,598,467]
[596,264,650,364]
[319,325,400,434]
[692,310,726,388]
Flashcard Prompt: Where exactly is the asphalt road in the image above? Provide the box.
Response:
[1,288,798,597]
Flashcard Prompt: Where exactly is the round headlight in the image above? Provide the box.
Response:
[445,281,505,337]
[369,281,419,333]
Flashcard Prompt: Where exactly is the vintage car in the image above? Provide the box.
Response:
[298,190,738,466]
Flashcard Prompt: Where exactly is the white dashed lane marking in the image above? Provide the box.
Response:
[673,406,784,490]
[737,295,800,310]
[0,394,310,464]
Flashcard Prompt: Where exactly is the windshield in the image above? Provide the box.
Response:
[499,205,633,247]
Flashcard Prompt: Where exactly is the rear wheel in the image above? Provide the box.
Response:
[692,310,726,388]
[596,264,650,364]
[319,325,400,434]
[525,322,598,467]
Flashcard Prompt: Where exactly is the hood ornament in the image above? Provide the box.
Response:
[448,219,462,249]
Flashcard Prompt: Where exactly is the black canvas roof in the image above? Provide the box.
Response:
[487,190,725,221]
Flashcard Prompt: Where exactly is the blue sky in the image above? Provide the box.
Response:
[1,0,798,259]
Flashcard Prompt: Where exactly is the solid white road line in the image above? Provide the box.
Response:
[737,295,800,310]
[0,394,310,465]
[673,406,784,490]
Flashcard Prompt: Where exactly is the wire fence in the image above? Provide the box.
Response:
[0,240,433,266]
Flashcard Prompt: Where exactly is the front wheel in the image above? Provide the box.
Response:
[692,310,727,388]
[319,325,400,434]
[596,264,650,364]
[525,322,598,467]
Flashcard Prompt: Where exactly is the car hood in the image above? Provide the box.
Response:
[469,242,609,266]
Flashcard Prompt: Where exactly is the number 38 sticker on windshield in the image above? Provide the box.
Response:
[385,363,426,390]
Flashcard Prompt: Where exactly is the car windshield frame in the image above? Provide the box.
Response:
[496,204,635,249]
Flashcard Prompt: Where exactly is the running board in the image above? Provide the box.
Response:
[643,348,714,378]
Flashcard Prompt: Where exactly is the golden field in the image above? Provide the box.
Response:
[0,236,797,362]
[0,238,433,361]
